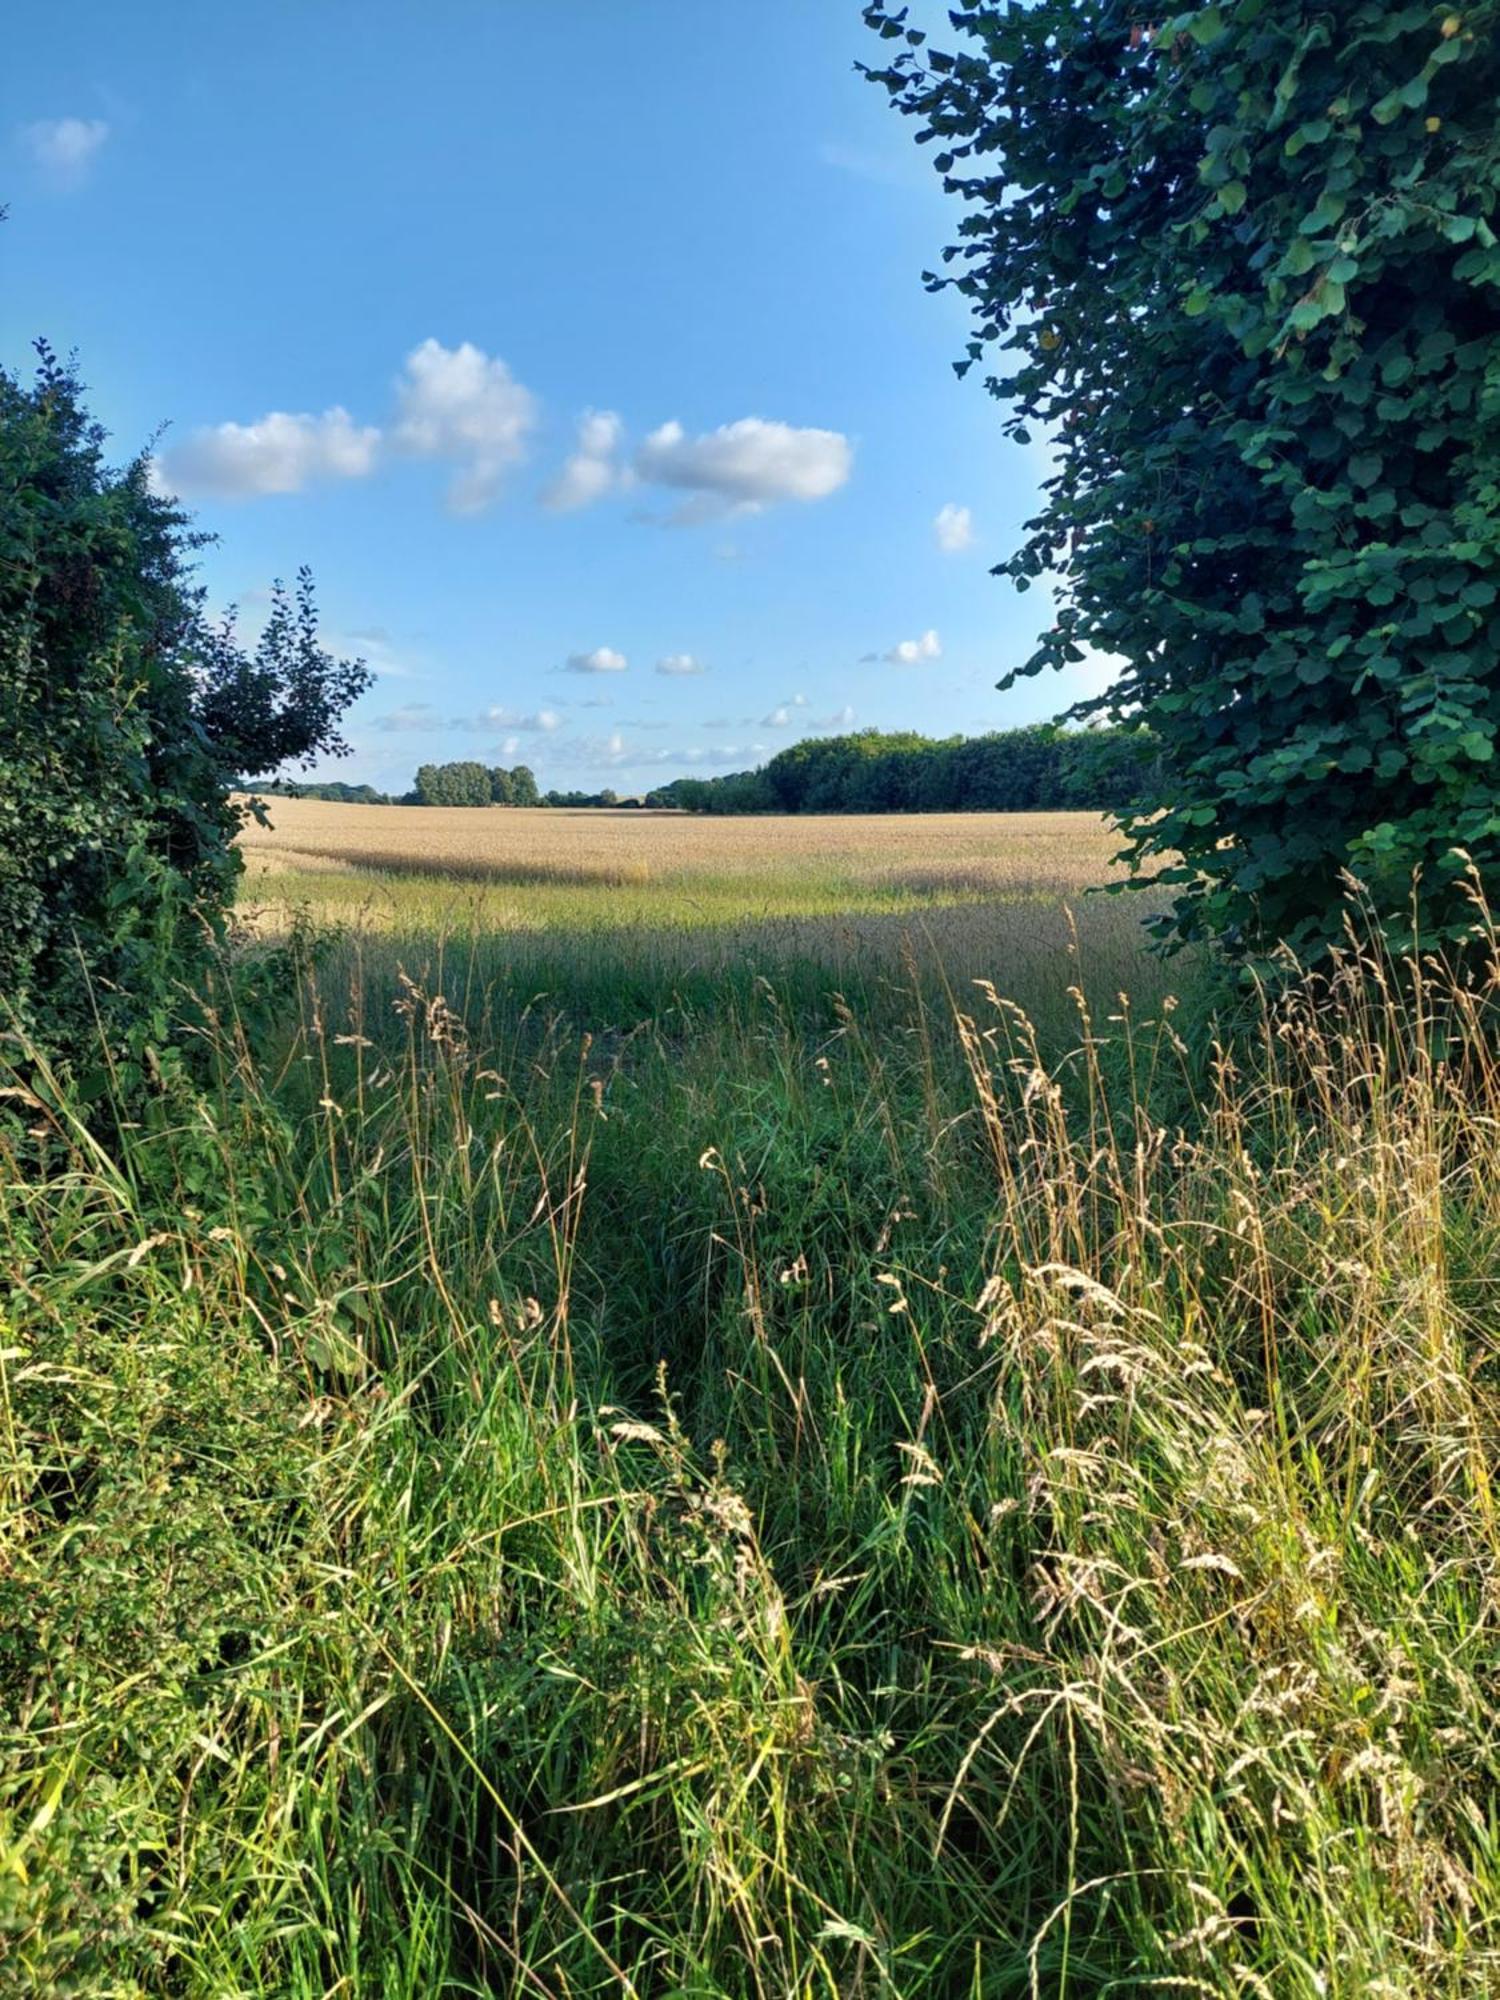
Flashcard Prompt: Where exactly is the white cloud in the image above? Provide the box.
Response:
[822,704,857,728]
[156,407,381,499]
[543,408,625,511]
[564,647,628,674]
[762,705,792,728]
[465,704,561,733]
[635,417,852,515]
[21,116,109,186]
[393,338,537,514]
[656,653,705,676]
[886,628,942,665]
[374,703,443,733]
[790,691,810,707]
[934,503,974,554]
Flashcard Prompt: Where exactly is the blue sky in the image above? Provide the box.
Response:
[4,2,1112,795]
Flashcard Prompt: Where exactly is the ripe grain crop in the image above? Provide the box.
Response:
[235,799,1165,1010]
[237,798,1131,893]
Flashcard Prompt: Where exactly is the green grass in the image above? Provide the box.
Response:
[4,860,1500,1996]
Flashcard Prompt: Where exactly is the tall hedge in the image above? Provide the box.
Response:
[867,1,1500,961]
[0,349,369,1079]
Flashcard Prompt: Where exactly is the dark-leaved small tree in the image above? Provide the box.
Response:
[867,1,1500,961]
[0,348,371,1076]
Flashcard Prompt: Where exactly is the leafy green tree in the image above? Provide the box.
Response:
[866,1,1500,960]
[510,763,540,806]
[195,571,369,782]
[664,725,1151,813]
[414,760,492,806]
[0,348,369,1074]
[489,765,516,805]
[1058,726,1164,814]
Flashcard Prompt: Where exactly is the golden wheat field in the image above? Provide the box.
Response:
[235,796,1171,1001]
[238,797,1132,891]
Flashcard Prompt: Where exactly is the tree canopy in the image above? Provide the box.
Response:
[866,0,1500,961]
[650,723,1160,814]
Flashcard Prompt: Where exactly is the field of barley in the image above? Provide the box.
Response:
[7,803,1500,1997]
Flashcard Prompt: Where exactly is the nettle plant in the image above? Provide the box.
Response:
[866,1,1500,962]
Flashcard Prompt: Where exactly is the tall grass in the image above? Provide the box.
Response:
[4,895,1499,1996]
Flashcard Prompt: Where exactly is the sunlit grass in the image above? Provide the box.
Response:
[6,815,1499,1995]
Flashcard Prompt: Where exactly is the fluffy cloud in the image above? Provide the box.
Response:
[156,407,381,499]
[393,339,537,514]
[543,408,625,511]
[762,705,792,728]
[564,647,628,674]
[635,417,852,514]
[374,703,443,733]
[655,653,705,676]
[886,628,942,665]
[463,704,561,733]
[153,337,537,511]
[821,704,857,728]
[21,116,109,186]
[934,503,974,553]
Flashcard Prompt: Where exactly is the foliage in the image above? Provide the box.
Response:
[539,785,636,808]
[413,759,492,806]
[0,347,369,1074]
[5,890,1500,1993]
[411,760,542,806]
[196,571,369,781]
[650,722,1161,813]
[865,0,1500,961]
[257,779,391,804]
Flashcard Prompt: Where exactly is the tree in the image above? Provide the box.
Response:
[0,348,370,1072]
[489,765,516,805]
[658,725,1155,813]
[510,764,540,807]
[194,571,369,780]
[866,2,1500,961]
[414,760,492,806]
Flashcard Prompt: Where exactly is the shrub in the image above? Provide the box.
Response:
[0,347,369,1078]
[866,0,1500,962]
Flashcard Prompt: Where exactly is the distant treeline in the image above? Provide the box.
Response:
[256,779,392,804]
[264,726,1160,814]
[644,724,1161,815]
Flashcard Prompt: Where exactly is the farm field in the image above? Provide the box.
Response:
[11,797,1500,1996]
[237,798,1171,1025]
[8,0,1499,1981]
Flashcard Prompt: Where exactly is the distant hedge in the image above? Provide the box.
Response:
[646,724,1161,814]
[257,780,391,804]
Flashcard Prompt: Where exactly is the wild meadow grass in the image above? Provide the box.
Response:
[4,822,1500,1996]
